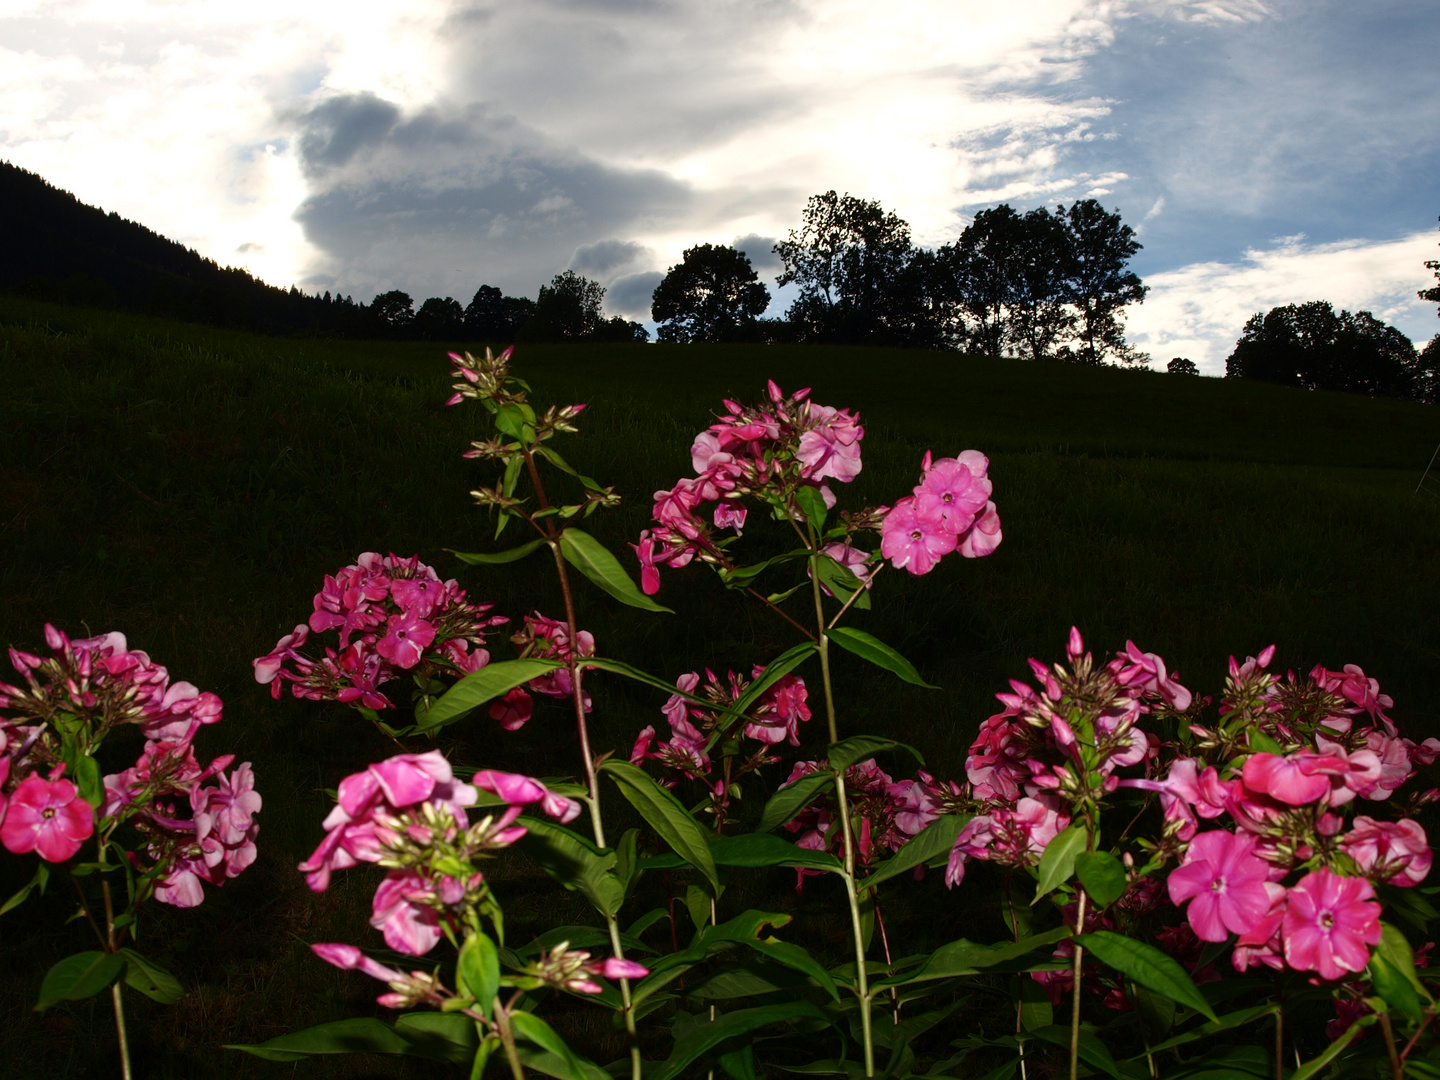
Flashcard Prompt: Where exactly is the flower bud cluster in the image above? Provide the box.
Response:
[253,552,508,710]
[0,625,258,907]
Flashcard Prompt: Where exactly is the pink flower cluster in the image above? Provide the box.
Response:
[783,759,964,889]
[879,451,1002,576]
[488,612,597,730]
[634,381,865,594]
[254,553,508,710]
[300,751,579,956]
[0,626,258,906]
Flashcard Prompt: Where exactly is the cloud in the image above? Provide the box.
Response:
[605,271,664,319]
[1127,230,1438,374]
[733,234,781,277]
[570,237,651,278]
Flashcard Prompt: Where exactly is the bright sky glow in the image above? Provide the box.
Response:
[2,0,1436,371]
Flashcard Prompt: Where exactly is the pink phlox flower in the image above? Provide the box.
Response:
[652,479,707,538]
[1341,816,1432,887]
[956,500,1002,558]
[154,846,209,908]
[0,769,95,861]
[662,672,702,730]
[1327,664,1395,728]
[795,402,864,484]
[488,687,534,731]
[1327,994,1373,1041]
[312,942,405,985]
[879,496,957,576]
[713,500,747,533]
[966,714,1032,805]
[191,762,262,846]
[1242,751,1343,806]
[473,769,582,823]
[1414,739,1440,767]
[913,451,990,534]
[1121,758,1231,841]
[1282,869,1381,981]
[1116,642,1193,710]
[388,574,446,619]
[743,671,812,747]
[1310,735,1382,804]
[1356,730,1415,800]
[440,637,490,674]
[376,610,436,670]
[1167,829,1274,943]
[370,869,443,956]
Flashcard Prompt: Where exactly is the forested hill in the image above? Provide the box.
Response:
[0,160,369,335]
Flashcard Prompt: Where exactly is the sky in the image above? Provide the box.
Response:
[2,0,1437,372]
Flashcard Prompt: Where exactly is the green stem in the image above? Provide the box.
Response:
[492,1000,527,1080]
[811,553,874,1078]
[1379,1010,1402,1080]
[111,983,132,1080]
[1070,889,1087,1080]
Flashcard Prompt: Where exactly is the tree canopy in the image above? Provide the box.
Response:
[651,244,770,343]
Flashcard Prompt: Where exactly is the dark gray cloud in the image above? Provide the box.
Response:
[570,238,650,276]
[732,234,781,277]
[605,271,664,318]
[290,92,694,299]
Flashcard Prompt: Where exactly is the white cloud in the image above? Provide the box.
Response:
[1128,231,1438,374]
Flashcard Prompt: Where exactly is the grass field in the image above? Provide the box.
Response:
[2,294,1438,1078]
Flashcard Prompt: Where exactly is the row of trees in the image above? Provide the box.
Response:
[370,270,648,344]
[649,192,1150,363]
[1222,220,1440,403]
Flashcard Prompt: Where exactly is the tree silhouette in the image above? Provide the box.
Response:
[412,296,465,339]
[370,291,414,334]
[464,285,535,340]
[524,271,607,341]
[774,191,914,343]
[1058,200,1147,365]
[651,244,770,343]
[1167,357,1199,375]
[1225,301,1424,400]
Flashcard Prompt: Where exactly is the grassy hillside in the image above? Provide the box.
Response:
[2,295,1438,1077]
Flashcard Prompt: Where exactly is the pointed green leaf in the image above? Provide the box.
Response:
[640,833,842,873]
[225,1018,413,1061]
[535,445,604,491]
[825,627,937,688]
[514,817,625,917]
[1377,921,1433,1004]
[600,759,720,895]
[559,527,673,613]
[1019,976,1053,1032]
[1074,851,1127,909]
[457,933,500,1019]
[651,1001,835,1080]
[828,735,924,771]
[813,553,871,610]
[414,658,562,731]
[447,540,548,565]
[796,487,828,531]
[1032,823,1087,904]
[877,926,1073,988]
[1247,729,1285,755]
[758,770,834,833]
[1289,1015,1375,1080]
[717,1042,758,1080]
[1075,931,1218,1022]
[35,951,127,1010]
[1137,1004,1278,1057]
[861,813,969,890]
[1028,1025,1123,1079]
[393,1013,480,1066]
[728,642,819,724]
[510,1011,609,1080]
[120,949,184,1004]
[1,862,48,916]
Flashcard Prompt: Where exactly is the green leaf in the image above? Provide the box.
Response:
[828,734,925,771]
[74,753,103,808]
[1075,931,1218,1023]
[814,553,870,610]
[494,402,537,443]
[1032,823,1087,904]
[0,862,48,916]
[719,552,806,590]
[225,1018,414,1061]
[414,658,562,731]
[717,1042,758,1080]
[1371,953,1427,1024]
[559,527,673,613]
[1018,976,1052,1032]
[825,627,938,689]
[1139,1004,1278,1056]
[688,966,811,1000]
[1129,982,1175,1040]
[861,814,969,890]
[514,817,625,917]
[1074,851,1127,909]
[457,933,500,1019]
[879,927,1073,987]
[448,539,548,565]
[651,1002,835,1080]
[1377,921,1433,1004]
[392,1013,480,1066]
[727,642,820,727]
[1289,1014,1374,1080]
[1028,1025,1123,1079]
[535,445,604,491]
[120,949,184,1004]
[1246,729,1285,755]
[758,770,834,833]
[600,759,721,895]
[35,951,127,1010]
[510,1011,609,1080]
[796,487,828,531]
[640,833,843,874]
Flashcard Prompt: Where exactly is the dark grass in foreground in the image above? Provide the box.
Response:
[1,295,1438,1077]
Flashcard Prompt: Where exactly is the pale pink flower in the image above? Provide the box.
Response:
[191,762,262,846]
[880,497,957,576]
[1341,816,1432,887]
[1242,751,1342,806]
[312,943,404,984]
[0,772,94,862]
[1115,642,1193,710]
[913,452,990,534]
[1231,884,1288,972]
[472,770,582,823]
[370,869,443,955]
[1167,830,1274,942]
[796,403,864,483]
[956,500,1002,558]
[1282,869,1381,981]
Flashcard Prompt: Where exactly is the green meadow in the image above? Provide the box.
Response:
[2,294,1438,1077]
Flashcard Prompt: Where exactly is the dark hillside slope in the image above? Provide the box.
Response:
[0,160,368,334]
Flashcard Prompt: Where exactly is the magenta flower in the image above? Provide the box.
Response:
[880,497,957,576]
[376,611,436,669]
[1282,869,1381,981]
[370,869,443,955]
[1167,830,1274,942]
[312,942,404,984]
[0,772,95,862]
[1341,816,1432,887]
[592,957,649,980]
[473,769,582,823]
[956,500,1002,558]
[1242,751,1339,806]
[913,451,990,533]
[488,687,534,731]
